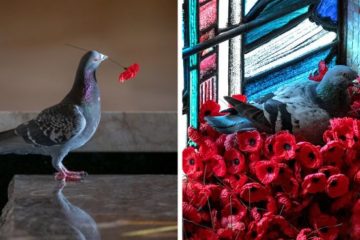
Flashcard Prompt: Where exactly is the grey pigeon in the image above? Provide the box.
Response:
[0,50,107,181]
[206,65,359,143]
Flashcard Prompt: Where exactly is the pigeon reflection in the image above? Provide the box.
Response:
[53,182,101,240]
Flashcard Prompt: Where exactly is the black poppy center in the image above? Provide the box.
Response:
[249,138,256,146]
[268,144,273,153]
[330,180,338,187]
[266,166,273,173]
[312,177,320,183]
[204,110,211,116]
[251,231,257,238]
[250,187,257,192]
[284,143,291,150]
[355,136,359,142]
[308,152,316,161]
[189,159,195,165]
[320,227,329,233]
[279,168,284,175]
[329,147,335,152]
[340,135,346,141]
[233,158,240,165]
[323,170,330,178]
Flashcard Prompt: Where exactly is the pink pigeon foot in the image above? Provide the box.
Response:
[55,171,86,181]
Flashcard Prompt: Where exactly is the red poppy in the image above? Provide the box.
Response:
[183,181,211,208]
[191,228,218,240]
[330,118,355,148]
[226,174,248,192]
[224,149,246,175]
[326,174,349,198]
[245,221,259,240]
[250,207,261,221]
[200,123,220,141]
[281,177,300,198]
[318,166,340,178]
[224,133,237,151]
[199,150,226,178]
[320,141,345,168]
[314,214,340,240]
[219,215,245,237]
[221,198,247,220]
[255,161,280,184]
[273,131,297,160]
[351,200,360,239]
[183,147,203,179]
[183,202,202,223]
[257,213,297,238]
[266,196,278,214]
[188,127,204,145]
[301,173,327,194]
[331,192,354,211]
[119,63,139,82]
[199,100,222,123]
[264,134,276,158]
[237,130,262,153]
[296,142,323,169]
[309,60,328,82]
[276,192,292,214]
[323,129,335,143]
[239,182,269,202]
[296,228,322,240]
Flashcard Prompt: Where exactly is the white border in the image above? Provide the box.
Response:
[177,0,184,239]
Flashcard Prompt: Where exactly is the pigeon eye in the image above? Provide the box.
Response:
[94,58,99,62]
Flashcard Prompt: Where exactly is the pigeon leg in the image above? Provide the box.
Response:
[52,154,84,181]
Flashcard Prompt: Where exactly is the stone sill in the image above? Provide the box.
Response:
[0,111,176,152]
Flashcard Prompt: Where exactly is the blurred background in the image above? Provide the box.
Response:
[0,0,176,111]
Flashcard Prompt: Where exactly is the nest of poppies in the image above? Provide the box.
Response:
[183,116,360,240]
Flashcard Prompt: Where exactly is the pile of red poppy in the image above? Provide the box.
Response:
[183,101,360,240]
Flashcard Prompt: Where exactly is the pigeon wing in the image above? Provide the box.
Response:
[15,104,86,146]
[224,96,273,133]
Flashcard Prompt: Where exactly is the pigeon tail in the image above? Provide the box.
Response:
[205,115,256,134]
[0,129,33,155]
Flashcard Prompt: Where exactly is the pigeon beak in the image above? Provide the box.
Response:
[99,54,108,62]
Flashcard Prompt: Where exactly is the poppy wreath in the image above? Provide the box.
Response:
[183,100,360,240]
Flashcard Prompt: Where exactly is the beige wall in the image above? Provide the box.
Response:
[0,0,177,111]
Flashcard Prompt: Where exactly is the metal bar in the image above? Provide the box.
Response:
[338,0,347,64]
[183,0,320,58]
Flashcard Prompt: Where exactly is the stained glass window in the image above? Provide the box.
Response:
[182,0,340,133]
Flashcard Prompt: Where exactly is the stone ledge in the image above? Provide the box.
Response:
[0,111,176,152]
[0,175,177,240]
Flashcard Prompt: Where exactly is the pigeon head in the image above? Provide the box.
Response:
[316,65,358,116]
[80,50,108,71]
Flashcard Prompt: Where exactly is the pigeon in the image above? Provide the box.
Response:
[206,65,359,143]
[0,50,107,181]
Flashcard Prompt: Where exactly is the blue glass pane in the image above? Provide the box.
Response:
[316,0,337,24]
[244,49,334,100]
[245,6,309,44]
[260,0,304,17]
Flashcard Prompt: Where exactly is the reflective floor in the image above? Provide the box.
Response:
[0,175,177,239]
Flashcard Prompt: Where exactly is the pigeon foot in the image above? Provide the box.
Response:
[55,171,86,182]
